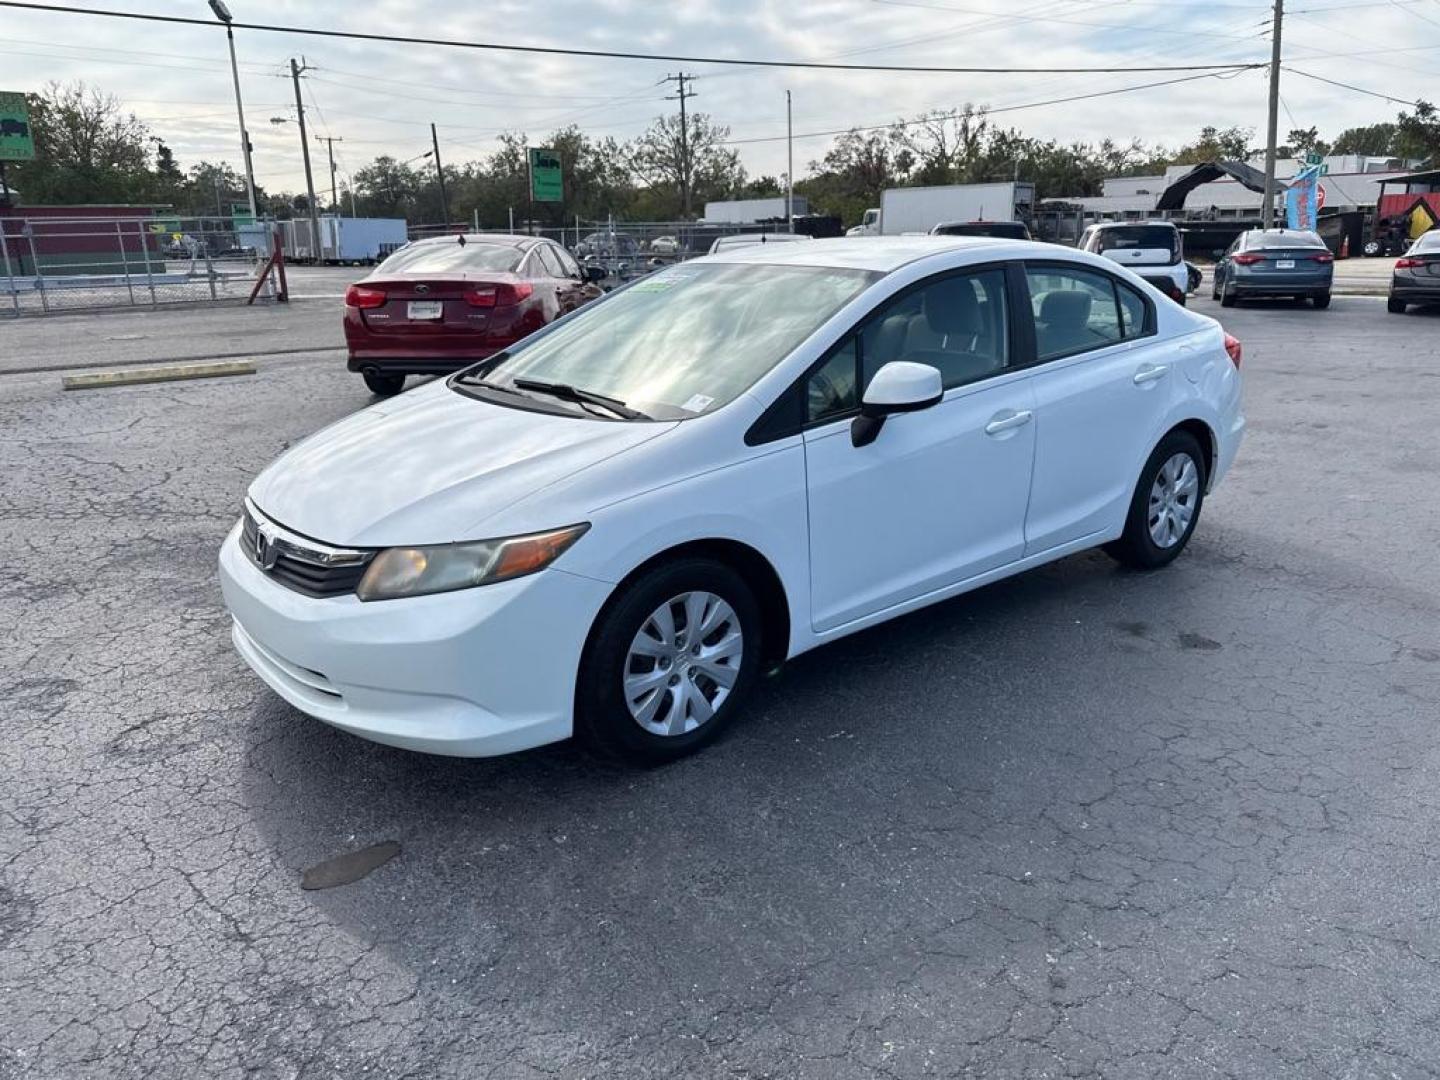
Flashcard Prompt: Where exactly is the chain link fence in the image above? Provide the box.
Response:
[0,213,280,316]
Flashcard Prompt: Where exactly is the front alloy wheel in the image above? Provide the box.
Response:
[624,592,743,737]
[578,558,762,763]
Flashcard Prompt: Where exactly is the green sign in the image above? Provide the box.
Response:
[0,91,35,162]
[1304,151,1324,166]
[529,148,562,203]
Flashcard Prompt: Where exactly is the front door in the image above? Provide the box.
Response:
[802,267,1037,633]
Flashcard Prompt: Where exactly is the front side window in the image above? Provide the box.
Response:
[475,263,878,420]
[807,338,860,423]
[862,269,1010,390]
[1026,266,1124,360]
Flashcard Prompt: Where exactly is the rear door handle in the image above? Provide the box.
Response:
[984,409,1033,436]
[1133,364,1169,385]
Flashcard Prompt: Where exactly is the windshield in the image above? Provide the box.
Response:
[375,241,523,275]
[472,262,878,420]
[1245,231,1326,250]
[1095,226,1178,253]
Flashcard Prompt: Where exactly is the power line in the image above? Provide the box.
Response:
[0,2,1264,73]
[1282,65,1426,104]
[721,70,1246,146]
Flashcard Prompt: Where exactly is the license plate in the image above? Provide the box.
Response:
[1276,259,1295,269]
[407,301,443,320]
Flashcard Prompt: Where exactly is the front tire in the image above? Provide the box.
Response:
[1388,296,1407,314]
[1104,430,1207,570]
[576,558,763,764]
[362,370,406,396]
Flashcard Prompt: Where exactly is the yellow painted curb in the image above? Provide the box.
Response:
[62,360,258,390]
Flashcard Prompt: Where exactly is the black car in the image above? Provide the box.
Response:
[1212,228,1334,309]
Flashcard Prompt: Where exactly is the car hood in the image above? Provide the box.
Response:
[248,383,675,547]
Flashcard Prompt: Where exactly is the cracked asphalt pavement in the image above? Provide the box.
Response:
[2,293,1438,1079]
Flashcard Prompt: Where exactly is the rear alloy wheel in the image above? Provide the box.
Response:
[1104,430,1207,570]
[577,558,762,763]
[1312,291,1331,309]
[1388,296,1407,314]
[362,370,406,396]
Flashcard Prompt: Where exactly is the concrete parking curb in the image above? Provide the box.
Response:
[61,360,258,390]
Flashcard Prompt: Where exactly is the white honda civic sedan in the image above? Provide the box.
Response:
[220,237,1244,762]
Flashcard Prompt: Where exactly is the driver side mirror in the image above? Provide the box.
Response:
[852,361,944,447]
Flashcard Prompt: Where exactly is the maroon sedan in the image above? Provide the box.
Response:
[343,234,605,396]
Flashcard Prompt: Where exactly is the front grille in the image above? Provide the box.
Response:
[241,504,374,599]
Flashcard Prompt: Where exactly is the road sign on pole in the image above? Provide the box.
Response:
[528,149,563,203]
[0,91,36,162]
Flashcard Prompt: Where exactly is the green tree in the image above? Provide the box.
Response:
[1394,100,1440,164]
[9,81,153,204]
[1330,122,1397,156]
[627,112,745,219]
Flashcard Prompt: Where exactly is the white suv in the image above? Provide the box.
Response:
[1079,221,1189,305]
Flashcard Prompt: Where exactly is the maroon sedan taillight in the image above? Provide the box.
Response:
[465,282,534,308]
[345,285,387,309]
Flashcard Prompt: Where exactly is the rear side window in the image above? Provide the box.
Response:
[535,245,566,277]
[1026,266,1124,361]
[375,242,522,275]
[1117,282,1149,337]
[1094,226,1178,254]
[553,245,582,277]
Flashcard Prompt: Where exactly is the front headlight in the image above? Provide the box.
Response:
[356,524,589,602]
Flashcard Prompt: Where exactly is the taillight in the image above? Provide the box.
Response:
[1396,257,1422,269]
[1231,253,1264,265]
[1309,252,1334,263]
[345,284,386,309]
[465,282,535,308]
[1223,332,1243,369]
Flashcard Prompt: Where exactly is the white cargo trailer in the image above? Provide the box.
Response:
[859,182,1035,236]
[281,216,408,263]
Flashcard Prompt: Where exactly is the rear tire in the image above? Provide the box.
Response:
[1104,430,1207,570]
[1388,296,1407,314]
[1220,286,1237,308]
[1312,292,1331,309]
[362,370,406,396]
[576,558,763,764]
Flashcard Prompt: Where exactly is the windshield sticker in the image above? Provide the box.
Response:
[681,394,715,414]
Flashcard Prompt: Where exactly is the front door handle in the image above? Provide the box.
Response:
[1133,364,1169,385]
[984,409,1033,436]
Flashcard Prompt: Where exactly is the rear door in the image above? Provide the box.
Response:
[1021,262,1176,554]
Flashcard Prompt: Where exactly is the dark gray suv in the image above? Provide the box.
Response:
[1213,229,1334,309]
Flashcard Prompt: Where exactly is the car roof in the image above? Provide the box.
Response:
[411,233,537,248]
[703,235,1018,271]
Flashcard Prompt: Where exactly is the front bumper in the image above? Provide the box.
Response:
[219,523,613,756]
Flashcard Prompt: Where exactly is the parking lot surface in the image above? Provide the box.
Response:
[2,295,1438,1079]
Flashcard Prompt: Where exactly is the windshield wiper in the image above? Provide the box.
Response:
[512,378,650,420]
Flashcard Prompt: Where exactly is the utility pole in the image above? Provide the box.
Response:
[317,136,343,213]
[431,123,450,228]
[1261,0,1284,229]
[289,57,323,260]
[663,73,695,218]
[786,89,794,233]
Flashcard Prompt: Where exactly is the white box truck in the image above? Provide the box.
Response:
[701,196,809,224]
[850,182,1035,236]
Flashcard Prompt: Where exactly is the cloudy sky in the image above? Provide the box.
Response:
[2,0,1434,196]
